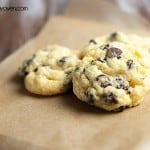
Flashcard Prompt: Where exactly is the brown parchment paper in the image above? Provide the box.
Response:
[0,16,150,150]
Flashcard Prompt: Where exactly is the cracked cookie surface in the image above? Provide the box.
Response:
[73,41,150,111]
[19,45,79,95]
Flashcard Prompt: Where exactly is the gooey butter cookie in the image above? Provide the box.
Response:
[73,35,150,111]
[19,45,80,95]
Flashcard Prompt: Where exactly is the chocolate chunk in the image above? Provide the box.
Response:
[59,56,68,64]
[127,59,134,69]
[103,92,118,104]
[106,47,122,59]
[109,32,118,41]
[85,91,94,105]
[96,74,112,88]
[89,39,97,44]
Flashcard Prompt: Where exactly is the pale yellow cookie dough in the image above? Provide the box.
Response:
[73,41,150,111]
[19,45,80,95]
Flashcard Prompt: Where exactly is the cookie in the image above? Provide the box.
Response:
[19,45,80,95]
[80,32,150,58]
[73,41,150,111]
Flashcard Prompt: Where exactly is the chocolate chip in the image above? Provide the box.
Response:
[89,39,97,44]
[34,68,38,72]
[126,89,131,94]
[116,55,122,59]
[20,70,28,80]
[101,82,112,88]
[104,44,110,49]
[25,55,35,66]
[26,59,32,66]
[19,55,36,80]
[85,91,94,105]
[91,59,104,65]
[91,60,95,65]
[103,92,118,104]
[104,57,107,61]
[106,47,122,59]
[115,78,130,94]
[109,32,118,41]
[99,59,105,63]
[95,74,107,81]
[87,99,94,105]
[100,44,110,50]
[97,58,106,63]
[116,78,126,89]
[127,59,134,69]
[66,71,72,75]
[74,66,80,72]
[114,106,129,112]
[26,54,35,65]
[83,68,86,73]
[96,74,112,88]
[41,64,47,67]
[59,56,68,64]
